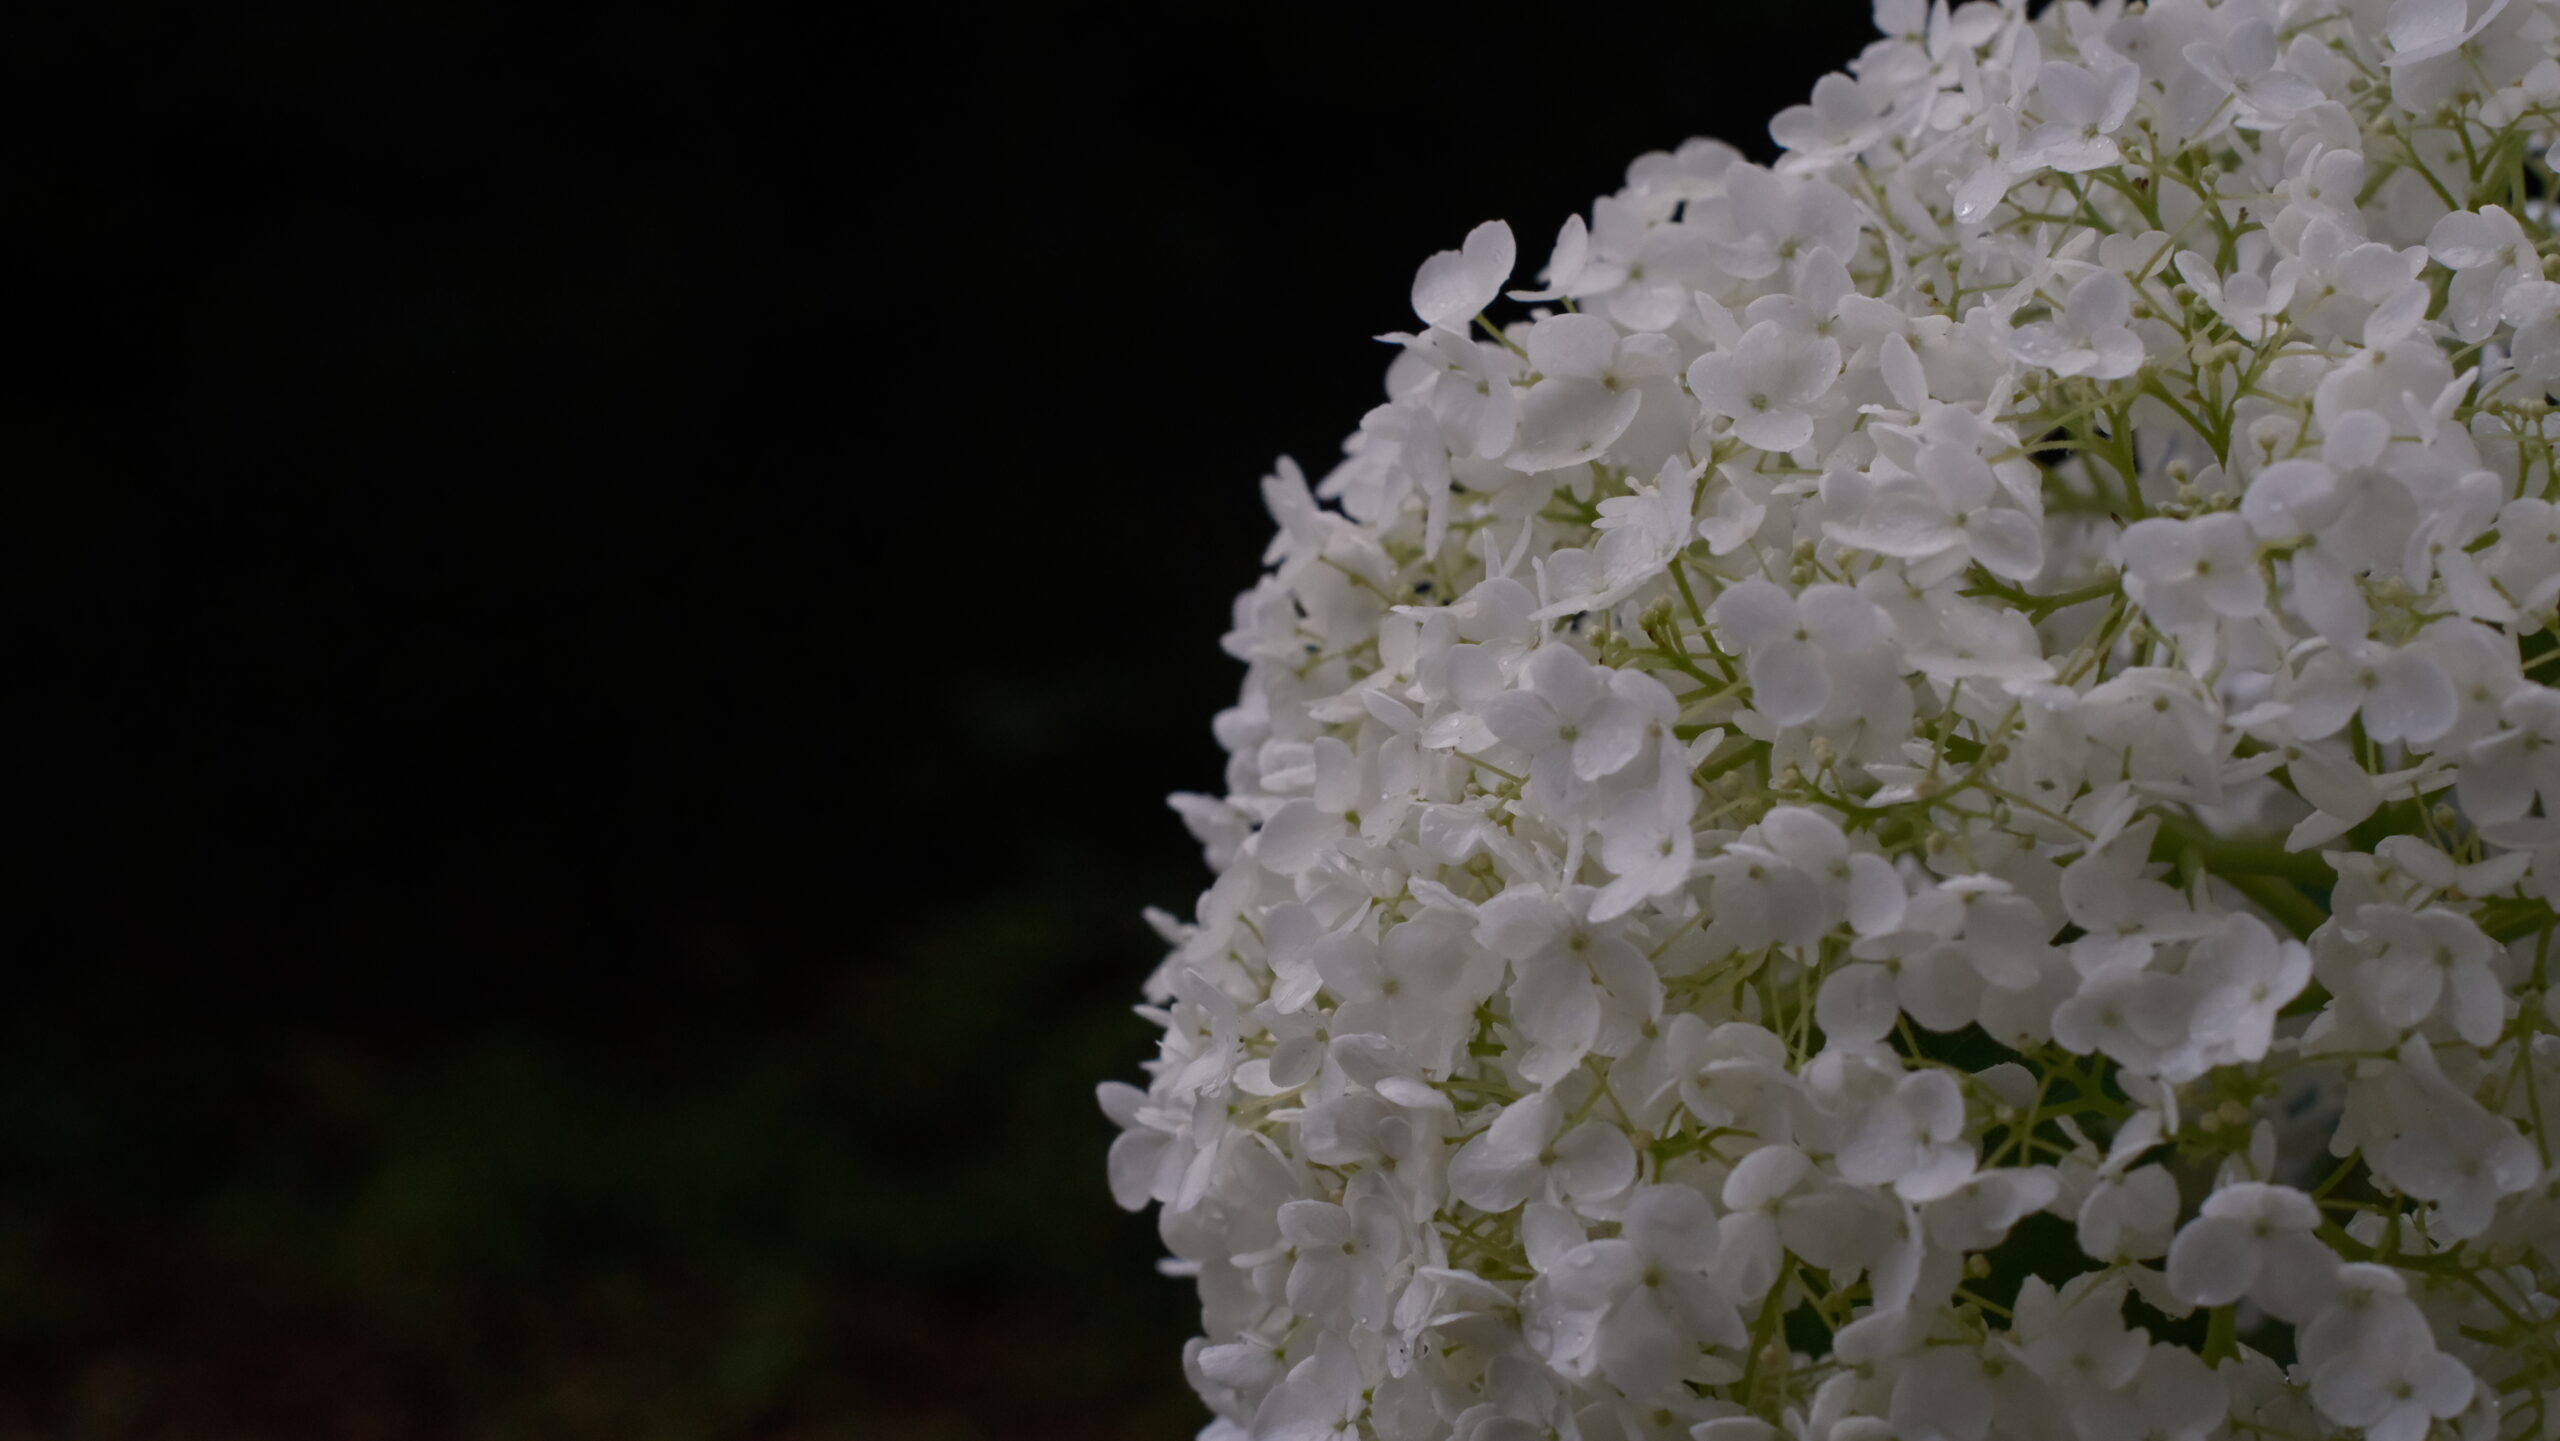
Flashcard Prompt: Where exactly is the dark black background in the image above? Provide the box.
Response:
[2,4,1873,1437]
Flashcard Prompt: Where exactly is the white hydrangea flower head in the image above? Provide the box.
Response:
[1107,3,2560,1438]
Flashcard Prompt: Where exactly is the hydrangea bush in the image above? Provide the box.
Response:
[1102,2,2560,1438]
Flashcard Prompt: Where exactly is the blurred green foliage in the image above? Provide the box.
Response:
[0,880,1203,1440]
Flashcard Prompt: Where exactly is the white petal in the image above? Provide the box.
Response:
[1838,486,1959,558]
[1847,853,1907,936]
[1723,1145,1812,1209]
[1625,1182,1720,1270]
[1544,1237,1640,1310]
[1448,1093,1560,1211]
[1506,378,1641,472]
[2039,60,2102,124]
[1836,1104,1917,1186]
[1747,640,1831,725]
[1257,800,1344,875]
[1963,507,2046,580]
[1953,163,2012,225]
[1279,1198,1353,1247]
[1413,219,1517,328]
[2448,961,2508,1047]
[2411,1350,2476,1416]
[1732,405,1816,454]
[1572,701,1651,781]
[1553,1120,1638,1201]
[1905,1070,1966,1139]
[2367,650,2457,744]
[2386,0,2474,63]
[1707,579,1798,649]
[1817,963,1900,1046]
[1106,1130,1171,1211]
[1900,948,1985,1033]
[1480,691,1563,755]
[1525,311,1622,381]
[2165,1215,2255,1307]
[2252,1232,2341,1322]
[1685,351,1752,420]
[1595,1286,1686,1398]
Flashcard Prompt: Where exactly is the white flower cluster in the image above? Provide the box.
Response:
[1105,3,2560,1439]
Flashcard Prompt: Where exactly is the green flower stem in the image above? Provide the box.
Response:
[2201,1305,2238,1365]
[2146,813,2336,888]
[2135,812,2336,937]
[2213,873,2328,941]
